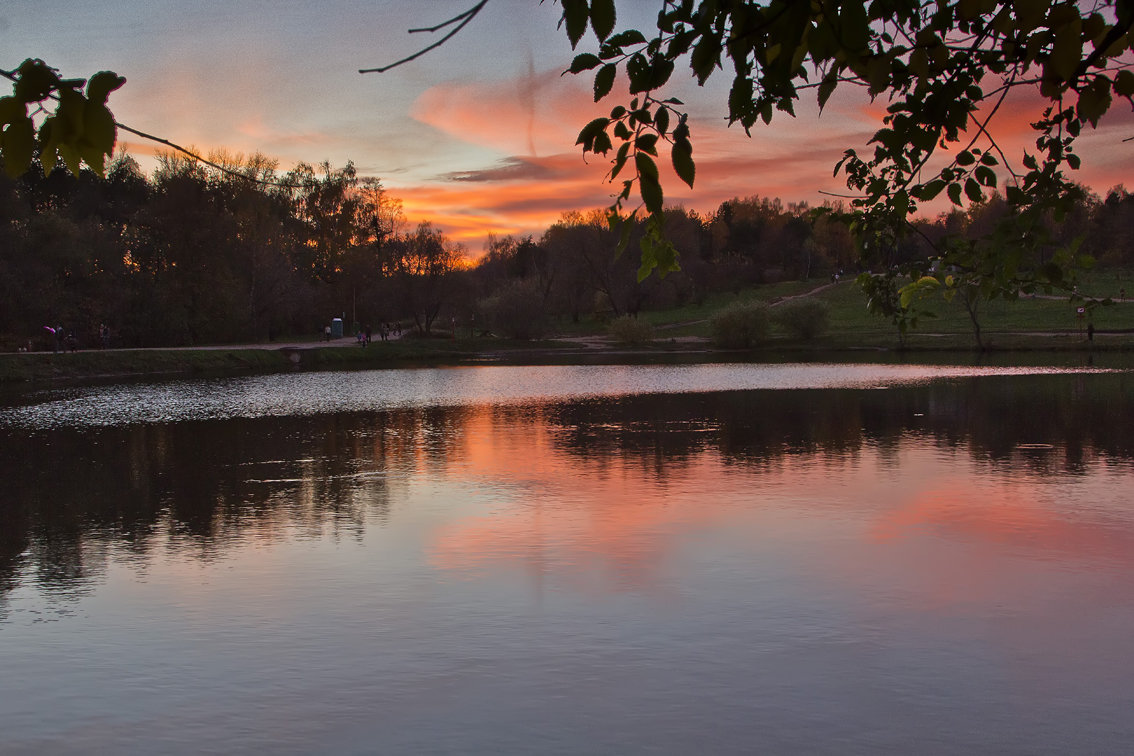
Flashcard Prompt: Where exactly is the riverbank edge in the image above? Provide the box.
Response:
[1,333,1129,386]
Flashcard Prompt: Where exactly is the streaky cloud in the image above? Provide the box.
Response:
[441,156,559,183]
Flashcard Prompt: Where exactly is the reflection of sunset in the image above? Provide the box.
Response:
[428,407,717,589]
[873,465,1134,562]
[427,409,1134,607]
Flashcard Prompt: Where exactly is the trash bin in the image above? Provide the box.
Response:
[330,318,343,339]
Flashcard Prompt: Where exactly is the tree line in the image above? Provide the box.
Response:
[2,151,1131,350]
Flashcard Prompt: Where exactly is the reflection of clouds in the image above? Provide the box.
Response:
[873,466,1134,563]
[427,397,1134,608]
[854,448,1134,619]
[428,408,723,592]
[6,375,1134,614]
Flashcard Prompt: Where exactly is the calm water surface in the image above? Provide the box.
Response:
[2,363,1133,754]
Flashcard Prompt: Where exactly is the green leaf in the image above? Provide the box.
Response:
[917,179,947,200]
[672,136,695,188]
[817,71,838,112]
[0,97,27,126]
[82,101,117,159]
[1077,76,1112,126]
[570,53,602,73]
[86,71,126,104]
[637,213,680,281]
[57,142,83,176]
[38,119,58,175]
[1048,15,1083,81]
[13,58,59,103]
[637,153,663,212]
[1013,0,1049,32]
[947,182,963,205]
[635,133,658,155]
[562,0,589,48]
[1,118,36,177]
[690,36,720,85]
[626,53,650,92]
[575,117,609,149]
[892,189,909,217]
[606,29,646,48]
[974,165,997,187]
[635,151,659,181]
[617,210,635,252]
[964,177,983,202]
[590,0,617,42]
[840,0,870,51]
[1115,69,1134,97]
[728,75,754,122]
[610,141,631,180]
[899,276,940,308]
[593,64,617,100]
[80,142,107,175]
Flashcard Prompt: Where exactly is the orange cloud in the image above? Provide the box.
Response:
[411,67,605,157]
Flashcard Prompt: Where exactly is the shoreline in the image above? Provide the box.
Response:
[2,333,1130,387]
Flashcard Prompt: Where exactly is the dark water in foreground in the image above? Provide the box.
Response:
[1,363,1133,754]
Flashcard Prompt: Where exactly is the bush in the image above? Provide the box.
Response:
[479,279,549,340]
[710,300,770,348]
[773,298,830,340]
[608,315,654,345]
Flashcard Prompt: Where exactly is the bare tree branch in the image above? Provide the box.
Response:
[359,0,488,74]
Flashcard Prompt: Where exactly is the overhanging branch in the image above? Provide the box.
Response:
[359,0,489,74]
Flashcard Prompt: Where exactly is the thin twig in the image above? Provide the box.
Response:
[359,0,488,74]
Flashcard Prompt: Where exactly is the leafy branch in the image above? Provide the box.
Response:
[1,60,307,188]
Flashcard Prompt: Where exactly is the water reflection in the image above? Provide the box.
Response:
[3,366,1134,752]
[2,371,1131,612]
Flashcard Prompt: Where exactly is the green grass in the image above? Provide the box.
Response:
[0,336,583,385]
[606,276,1134,350]
[5,274,1133,386]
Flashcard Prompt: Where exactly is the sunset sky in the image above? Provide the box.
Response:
[5,0,1134,254]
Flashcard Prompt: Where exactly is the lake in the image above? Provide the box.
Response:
[2,362,1133,754]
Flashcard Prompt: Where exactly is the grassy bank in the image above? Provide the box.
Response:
[0,337,576,385]
[4,275,1133,386]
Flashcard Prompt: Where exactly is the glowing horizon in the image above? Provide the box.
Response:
[7,1,1134,256]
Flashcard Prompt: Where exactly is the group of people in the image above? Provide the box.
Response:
[28,323,112,353]
[354,322,402,345]
[43,325,78,353]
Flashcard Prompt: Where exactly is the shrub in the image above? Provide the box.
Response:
[773,298,830,340]
[608,315,654,345]
[710,300,770,348]
[479,279,549,340]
